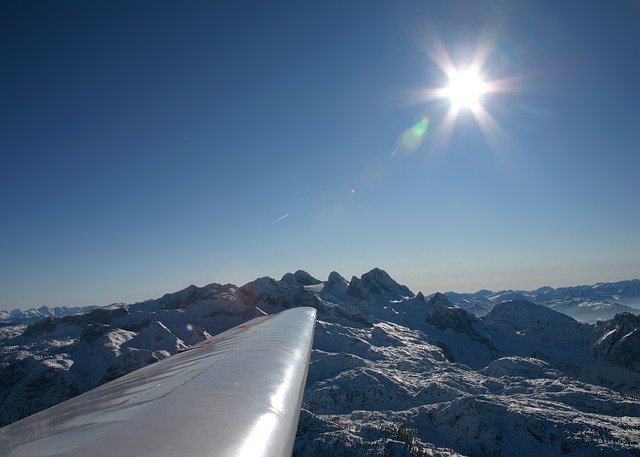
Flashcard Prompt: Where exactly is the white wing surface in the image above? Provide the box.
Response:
[0,307,317,457]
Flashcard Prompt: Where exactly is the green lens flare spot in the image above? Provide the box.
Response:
[398,117,430,153]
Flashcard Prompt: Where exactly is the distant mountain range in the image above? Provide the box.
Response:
[1,270,639,455]
[4,278,638,326]
[441,279,640,322]
[0,305,98,325]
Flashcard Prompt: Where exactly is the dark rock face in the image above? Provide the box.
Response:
[426,292,454,309]
[426,294,498,351]
[593,312,640,371]
[484,299,578,328]
[21,317,59,338]
[293,270,321,286]
[428,306,480,337]
[327,271,348,287]
[360,268,412,296]
[347,276,371,301]
[156,283,223,310]
[80,324,111,342]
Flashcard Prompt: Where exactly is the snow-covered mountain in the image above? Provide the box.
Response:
[0,305,98,325]
[442,279,640,323]
[0,284,264,426]
[1,269,639,455]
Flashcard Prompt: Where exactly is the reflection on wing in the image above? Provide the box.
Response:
[0,307,317,457]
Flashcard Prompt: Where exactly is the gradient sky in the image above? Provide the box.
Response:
[2,1,639,308]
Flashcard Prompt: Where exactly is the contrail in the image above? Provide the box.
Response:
[271,213,289,224]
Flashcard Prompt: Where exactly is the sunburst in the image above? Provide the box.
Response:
[408,32,520,152]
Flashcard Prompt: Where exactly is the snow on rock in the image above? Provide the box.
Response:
[371,324,403,347]
[445,279,640,323]
[480,356,562,379]
[307,351,368,385]
[0,282,268,426]
[484,299,578,329]
[121,321,187,353]
[0,305,98,325]
[298,314,640,456]
[1,269,640,456]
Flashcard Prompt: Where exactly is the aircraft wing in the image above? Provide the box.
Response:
[0,307,317,457]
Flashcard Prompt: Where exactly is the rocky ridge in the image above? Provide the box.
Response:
[1,269,639,455]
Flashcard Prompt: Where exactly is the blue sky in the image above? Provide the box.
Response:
[1,1,639,308]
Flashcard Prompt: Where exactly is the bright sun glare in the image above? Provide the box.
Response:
[445,70,485,110]
[408,34,518,152]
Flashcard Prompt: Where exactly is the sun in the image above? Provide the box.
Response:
[444,69,486,110]
[406,33,519,152]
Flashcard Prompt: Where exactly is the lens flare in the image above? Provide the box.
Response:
[394,116,430,155]
[185,323,194,332]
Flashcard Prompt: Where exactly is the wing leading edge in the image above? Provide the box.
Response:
[0,307,317,457]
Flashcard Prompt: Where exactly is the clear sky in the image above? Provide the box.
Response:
[1,1,639,308]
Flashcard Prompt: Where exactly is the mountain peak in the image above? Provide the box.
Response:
[37,305,53,316]
[593,312,640,371]
[293,270,321,285]
[326,271,347,287]
[427,292,455,309]
[611,311,640,328]
[280,273,297,284]
[347,276,370,301]
[359,268,412,296]
[484,299,577,327]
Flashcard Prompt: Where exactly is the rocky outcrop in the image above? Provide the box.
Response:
[592,312,640,372]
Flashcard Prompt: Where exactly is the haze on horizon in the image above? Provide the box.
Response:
[1,1,639,309]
